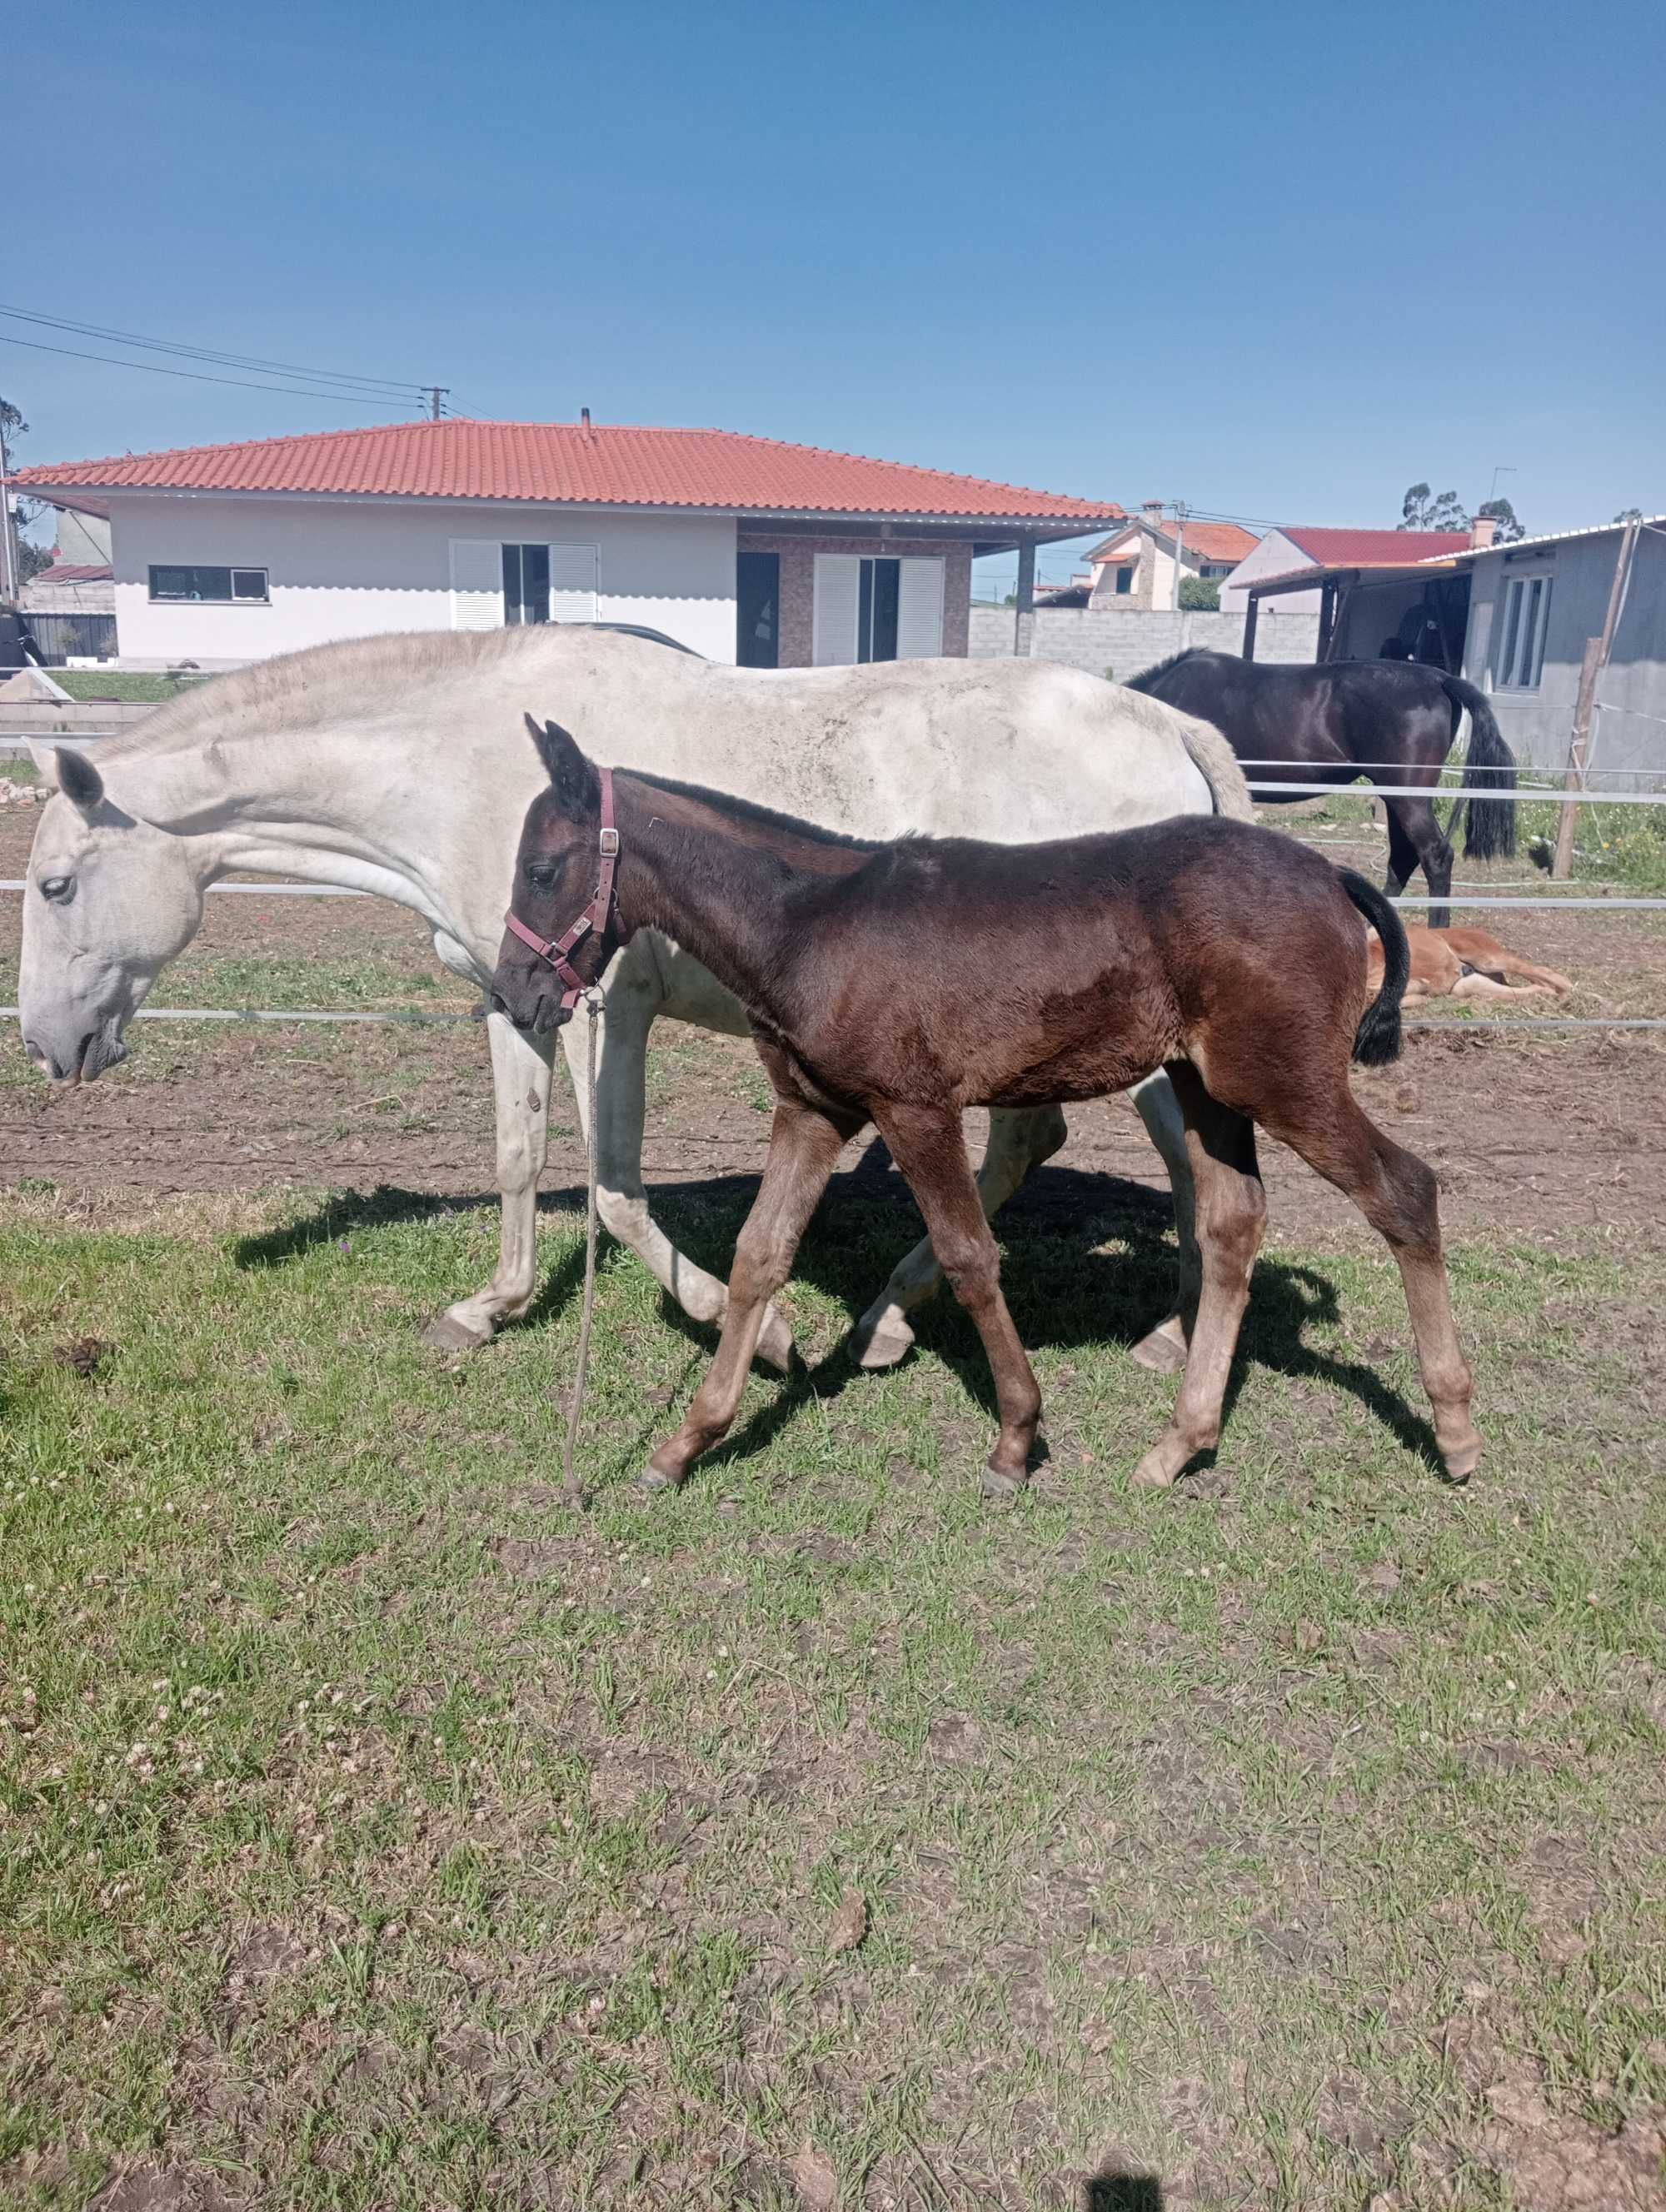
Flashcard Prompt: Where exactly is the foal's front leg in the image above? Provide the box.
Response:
[871,1102,1044,1502]
[1130,1065,1267,1492]
[641,1099,855,1493]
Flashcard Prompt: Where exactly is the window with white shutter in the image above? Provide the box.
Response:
[449,539,503,631]
[548,543,600,623]
[813,555,861,665]
[895,557,945,660]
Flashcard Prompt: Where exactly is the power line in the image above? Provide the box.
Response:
[0,301,421,398]
[0,331,421,413]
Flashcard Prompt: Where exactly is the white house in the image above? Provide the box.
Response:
[16,417,1122,670]
[1084,505,1259,610]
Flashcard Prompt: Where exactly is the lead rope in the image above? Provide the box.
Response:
[561,989,603,1510]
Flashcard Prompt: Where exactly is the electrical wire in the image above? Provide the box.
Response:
[0,302,420,399]
[0,332,421,413]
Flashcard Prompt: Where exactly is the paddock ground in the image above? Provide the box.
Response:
[2,795,1664,2210]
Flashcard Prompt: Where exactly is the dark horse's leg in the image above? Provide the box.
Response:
[1130,1064,1267,1491]
[1380,788,1454,929]
[870,1099,1045,1501]
[642,1094,857,1492]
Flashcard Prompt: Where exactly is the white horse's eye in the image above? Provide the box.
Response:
[39,875,74,903]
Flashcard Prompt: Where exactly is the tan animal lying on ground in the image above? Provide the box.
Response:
[1367,924,1573,1004]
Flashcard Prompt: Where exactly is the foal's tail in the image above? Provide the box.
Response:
[1440,674,1518,862]
[1339,869,1407,1067]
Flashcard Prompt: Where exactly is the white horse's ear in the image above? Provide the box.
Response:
[47,747,106,816]
[27,742,62,790]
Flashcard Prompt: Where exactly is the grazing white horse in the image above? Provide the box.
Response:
[18,626,1250,1371]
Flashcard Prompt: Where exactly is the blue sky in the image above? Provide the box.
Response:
[7,0,1664,579]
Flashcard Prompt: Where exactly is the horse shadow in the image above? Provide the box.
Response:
[233,1148,1445,1482]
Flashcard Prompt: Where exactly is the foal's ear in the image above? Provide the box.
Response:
[522,714,601,818]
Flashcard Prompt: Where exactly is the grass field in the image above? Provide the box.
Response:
[2,1178,1664,2210]
[42,675,206,705]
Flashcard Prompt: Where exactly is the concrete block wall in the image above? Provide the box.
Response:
[968,603,1320,679]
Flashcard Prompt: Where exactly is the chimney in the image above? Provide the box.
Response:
[1141,500,1165,526]
[580,406,592,436]
[1469,514,1498,551]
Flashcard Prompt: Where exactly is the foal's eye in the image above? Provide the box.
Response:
[525,862,558,889]
[38,874,74,904]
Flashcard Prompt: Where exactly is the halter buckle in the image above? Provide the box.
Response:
[598,826,620,857]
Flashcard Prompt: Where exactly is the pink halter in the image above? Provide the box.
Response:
[502,766,619,1019]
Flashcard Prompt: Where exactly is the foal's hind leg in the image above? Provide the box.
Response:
[1264,1090,1480,1482]
[870,1103,1044,1501]
[642,1098,855,1493]
[850,1104,1067,1369]
[1130,1065,1266,1492]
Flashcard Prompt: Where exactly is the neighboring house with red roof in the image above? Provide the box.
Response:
[1220,524,1470,615]
[1083,503,1259,611]
[14,417,1122,670]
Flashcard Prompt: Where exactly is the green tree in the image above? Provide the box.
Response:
[1179,575,1220,610]
[1399,481,1469,532]
[1474,496,1526,543]
[1,394,50,590]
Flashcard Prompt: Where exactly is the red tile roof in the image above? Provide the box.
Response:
[1087,519,1259,564]
[1280,526,1469,567]
[15,419,1124,525]
[33,563,112,584]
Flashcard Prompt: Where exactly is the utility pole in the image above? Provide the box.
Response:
[0,419,17,604]
[1170,500,1187,611]
[421,386,449,421]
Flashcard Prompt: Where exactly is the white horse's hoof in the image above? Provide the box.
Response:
[421,1309,493,1353]
[1130,1318,1188,1374]
[756,1303,795,1374]
[852,1307,916,1371]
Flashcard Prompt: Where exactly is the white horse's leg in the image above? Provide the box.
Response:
[1127,1070,1199,1374]
[850,1105,1068,1369]
[564,942,796,1372]
[423,1010,556,1349]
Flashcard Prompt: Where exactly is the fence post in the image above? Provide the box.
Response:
[1552,518,1641,879]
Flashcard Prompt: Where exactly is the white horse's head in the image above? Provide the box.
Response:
[18,747,207,1086]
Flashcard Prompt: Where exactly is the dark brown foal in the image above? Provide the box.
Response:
[491,717,1481,1498]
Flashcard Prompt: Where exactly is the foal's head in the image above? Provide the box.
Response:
[491,716,618,1032]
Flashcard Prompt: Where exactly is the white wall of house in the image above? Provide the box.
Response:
[104,495,739,664]
[1220,528,1321,615]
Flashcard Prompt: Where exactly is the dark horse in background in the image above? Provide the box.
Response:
[1125,650,1517,927]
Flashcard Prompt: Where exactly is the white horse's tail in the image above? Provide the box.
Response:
[1176,715,1255,821]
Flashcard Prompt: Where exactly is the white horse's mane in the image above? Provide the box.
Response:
[107,626,582,760]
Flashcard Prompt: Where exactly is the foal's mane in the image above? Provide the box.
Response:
[628,770,883,854]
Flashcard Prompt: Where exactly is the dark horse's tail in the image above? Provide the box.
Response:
[1439,675,1517,861]
[1339,869,1407,1067]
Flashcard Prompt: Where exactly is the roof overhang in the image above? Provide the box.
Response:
[1246,557,1466,599]
[12,478,1121,542]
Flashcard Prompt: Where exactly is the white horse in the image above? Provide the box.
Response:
[18,626,1250,1372]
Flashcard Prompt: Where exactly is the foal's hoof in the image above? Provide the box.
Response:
[421,1309,492,1353]
[851,1307,916,1371]
[756,1303,795,1375]
[1441,1434,1483,1486]
[980,1465,1026,1504]
[1130,1444,1182,1492]
[1129,1318,1188,1375]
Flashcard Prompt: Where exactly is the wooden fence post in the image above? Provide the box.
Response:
[1551,518,1641,879]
